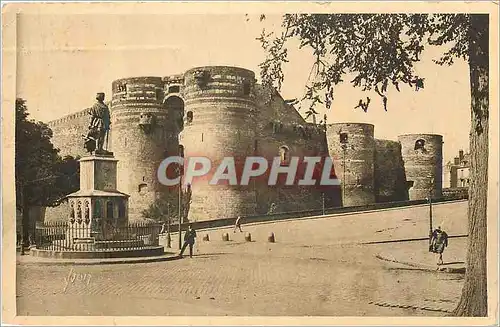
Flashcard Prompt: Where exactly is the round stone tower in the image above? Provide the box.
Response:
[326,123,376,207]
[111,76,178,220]
[398,134,443,200]
[181,66,258,221]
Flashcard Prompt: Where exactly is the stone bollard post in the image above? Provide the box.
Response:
[222,232,230,241]
[268,232,275,243]
[203,234,210,241]
[245,233,252,242]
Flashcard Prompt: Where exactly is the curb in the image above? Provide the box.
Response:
[368,301,453,314]
[362,234,468,245]
[16,253,181,266]
[375,254,466,274]
[196,200,468,233]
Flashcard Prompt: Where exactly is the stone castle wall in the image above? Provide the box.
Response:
[45,65,443,222]
[374,139,408,202]
[48,109,92,158]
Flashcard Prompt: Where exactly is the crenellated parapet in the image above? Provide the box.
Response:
[48,108,90,128]
[267,120,326,140]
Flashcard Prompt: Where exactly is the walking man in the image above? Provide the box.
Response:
[430,226,448,265]
[179,225,197,258]
[234,216,243,233]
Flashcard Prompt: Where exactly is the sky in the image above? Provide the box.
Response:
[15,13,471,163]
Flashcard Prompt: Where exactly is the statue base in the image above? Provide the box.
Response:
[95,150,114,157]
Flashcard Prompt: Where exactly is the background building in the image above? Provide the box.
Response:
[444,150,470,188]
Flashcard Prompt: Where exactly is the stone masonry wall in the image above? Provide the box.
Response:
[111,76,178,221]
[374,139,408,202]
[45,65,443,222]
[326,123,376,207]
[180,66,258,221]
[398,134,443,200]
[48,109,92,158]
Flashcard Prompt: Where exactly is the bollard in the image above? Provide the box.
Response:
[166,233,171,248]
[268,232,275,243]
[245,233,252,242]
[203,234,210,241]
[222,232,229,241]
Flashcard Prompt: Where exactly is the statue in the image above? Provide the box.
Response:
[84,92,112,155]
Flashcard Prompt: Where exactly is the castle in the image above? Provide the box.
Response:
[46,66,444,222]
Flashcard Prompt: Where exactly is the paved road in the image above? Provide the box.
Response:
[16,201,466,316]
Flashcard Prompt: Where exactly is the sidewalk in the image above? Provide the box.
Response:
[374,237,466,273]
[16,251,180,266]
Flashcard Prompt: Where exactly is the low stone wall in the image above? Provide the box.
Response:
[171,198,467,233]
[442,187,469,200]
[30,246,164,259]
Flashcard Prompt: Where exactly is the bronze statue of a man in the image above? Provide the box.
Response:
[84,92,112,155]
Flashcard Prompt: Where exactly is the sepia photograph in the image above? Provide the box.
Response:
[1,1,498,325]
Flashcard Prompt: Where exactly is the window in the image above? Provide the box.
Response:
[279,146,290,165]
[340,133,348,144]
[186,111,193,124]
[414,139,425,151]
[138,183,148,193]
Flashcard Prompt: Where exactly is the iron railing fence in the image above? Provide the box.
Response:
[35,221,162,251]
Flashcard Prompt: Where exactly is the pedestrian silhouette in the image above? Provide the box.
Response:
[179,225,197,258]
[430,226,448,265]
[234,216,242,233]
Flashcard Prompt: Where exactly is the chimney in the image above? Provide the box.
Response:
[454,157,460,165]
[459,150,464,162]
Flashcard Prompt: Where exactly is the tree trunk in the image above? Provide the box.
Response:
[453,14,489,317]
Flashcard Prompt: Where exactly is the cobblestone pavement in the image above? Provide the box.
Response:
[16,202,466,316]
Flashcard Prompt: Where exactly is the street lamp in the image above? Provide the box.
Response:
[340,132,348,207]
[166,202,171,248]
[177,145,184,250]
[428,176,435,248]
[322,192,325,215]
[178,168,183,250]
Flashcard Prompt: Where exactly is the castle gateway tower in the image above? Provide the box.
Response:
[180,66,259,221]
[111,77,179,220]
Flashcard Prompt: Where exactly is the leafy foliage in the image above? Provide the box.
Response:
[141,185,192,223]
[257,14,470,117]
[258,13,490,317]
[15,98,80,209]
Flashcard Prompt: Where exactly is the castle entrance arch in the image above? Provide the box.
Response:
[164,95,185,132]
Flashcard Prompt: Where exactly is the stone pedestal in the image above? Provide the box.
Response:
[65,155,129,248]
